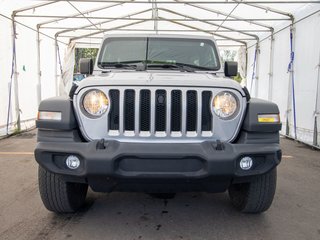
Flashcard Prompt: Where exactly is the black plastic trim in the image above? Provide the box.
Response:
[35,140,281,189]
[242,98,281,133]
[242,86,251,101]
[69,83,78,99]
[36,97,77,130]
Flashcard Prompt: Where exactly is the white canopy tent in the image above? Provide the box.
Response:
[0,0,319,147]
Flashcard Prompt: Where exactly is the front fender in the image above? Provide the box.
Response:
[36,96,77,130]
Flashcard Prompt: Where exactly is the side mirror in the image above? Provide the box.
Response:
[79,58,93,75]
[224,61,238,77]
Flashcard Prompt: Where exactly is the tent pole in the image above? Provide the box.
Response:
[66,1,100,30]
[285,27,293,137]
[313,49,320,146]
[11,14,21,132]
[249,43,259,97]
[55,9,152,40]
[70,20,148,41]
[17,15,291,22]
[12,1,59,14]
[254,43,260,98]
[37,2,124,28]
[158,8,259,40]
[160,18,246,45]
[232,0,294,19]
[54,35,59,96]
[177,1,273,30]
[36,25,42,105]
[291,26,297,140]
[41,27,271,32]
[268,30,275,101]
[244,42,248,87]
[49,0,320,4]
[285,24,297,139]
[152,0,158,33]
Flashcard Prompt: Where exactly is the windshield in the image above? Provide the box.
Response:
[97,37,220,71]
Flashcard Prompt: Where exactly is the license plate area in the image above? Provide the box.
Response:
[117,157,204,173]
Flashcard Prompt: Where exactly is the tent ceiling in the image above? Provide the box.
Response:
[4,0,320,47]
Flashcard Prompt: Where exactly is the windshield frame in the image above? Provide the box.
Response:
[97,36,221,71]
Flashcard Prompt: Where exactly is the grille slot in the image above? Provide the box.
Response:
[124,90,135,131]
[201,91,212,131]
[187,91,197,132]
[140,90,151,131]
[171,90,182,132]
[155,90,166,131]
[107,88,214,137]
[108,90,119,130]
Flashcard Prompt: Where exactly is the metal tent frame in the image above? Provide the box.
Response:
[4,0,320,144]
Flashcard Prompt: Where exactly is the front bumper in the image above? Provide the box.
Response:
[35,140,281,192]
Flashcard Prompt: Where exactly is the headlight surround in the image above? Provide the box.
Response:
[212,91,239,119]
[82,89,109,117]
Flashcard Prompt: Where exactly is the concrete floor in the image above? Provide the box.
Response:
[0,130,319,240]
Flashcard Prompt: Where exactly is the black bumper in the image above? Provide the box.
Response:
[35,140,281,193]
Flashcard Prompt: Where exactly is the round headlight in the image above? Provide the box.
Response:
[82,90,109,117]
[212,91,238,119]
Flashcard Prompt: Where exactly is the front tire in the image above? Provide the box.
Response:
[228,168,277,213]
[38,166,88,213]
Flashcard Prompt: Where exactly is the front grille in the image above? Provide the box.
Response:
[107,88,213,137]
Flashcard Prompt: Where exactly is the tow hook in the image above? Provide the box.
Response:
[96,139,106,150]
[215,140,225,151]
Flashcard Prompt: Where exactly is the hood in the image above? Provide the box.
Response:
[75,71,245,96]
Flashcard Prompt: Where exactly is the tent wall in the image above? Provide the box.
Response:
[246,6,320,146]
[15,25,39,124]
[41,38,62,100]
[0,17,15,135]
[293,11,320,145]
[0,15,65,136]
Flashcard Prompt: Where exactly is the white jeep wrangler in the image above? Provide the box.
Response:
[35,34,281,214]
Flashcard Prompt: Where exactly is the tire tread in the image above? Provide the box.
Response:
[229,168,277,213]
[38,166,88,213]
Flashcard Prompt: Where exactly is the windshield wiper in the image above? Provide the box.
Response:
[98,60,146,70]
[100,63,135,69]
[175,62,214,71]
[98,60,214,72]
[146,63,195,72]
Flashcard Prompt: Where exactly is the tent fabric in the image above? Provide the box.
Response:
[237,46,247,85]
[0,0,320,147]
[59,41,76,96]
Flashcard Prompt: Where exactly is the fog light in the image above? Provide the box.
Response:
[66,155,80,169]
[240,156,253,170]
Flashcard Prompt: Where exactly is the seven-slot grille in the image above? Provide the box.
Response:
[107,88,213,137]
